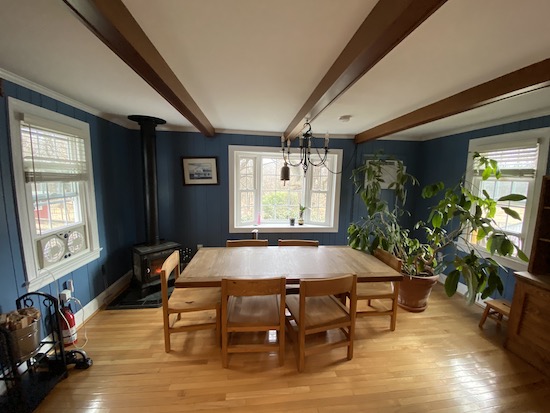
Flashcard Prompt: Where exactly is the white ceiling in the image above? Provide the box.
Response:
[1,0,549,140]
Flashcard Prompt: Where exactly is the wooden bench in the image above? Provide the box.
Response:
[479,299,511,328]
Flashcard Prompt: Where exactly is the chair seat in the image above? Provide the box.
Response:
[356,282,394,298]
[162,251,221,353]
[227,295,281,328]
[169,287,221,312]
[286,295,350,330]
[221,277,286,368]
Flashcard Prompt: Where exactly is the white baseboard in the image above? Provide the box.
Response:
[73,270,132,326]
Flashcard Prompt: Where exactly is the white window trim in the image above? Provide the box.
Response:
[228,145,342,233]
[461,128,550,271]
[8,97,101,291]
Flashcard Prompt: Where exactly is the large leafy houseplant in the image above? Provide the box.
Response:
[348,152,528,306]
[417,152,528,304]
[347,154,418,259]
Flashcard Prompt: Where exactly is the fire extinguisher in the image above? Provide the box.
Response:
[61,305,77,346]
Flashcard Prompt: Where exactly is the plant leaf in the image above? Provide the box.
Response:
[498,194,527,202]
[445,270,460,297]
[432,211,443,228]
[502,207,521,220]
[499,238,514,256]
[516,248,529,262]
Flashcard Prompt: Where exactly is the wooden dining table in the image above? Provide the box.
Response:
[175,245,403,287]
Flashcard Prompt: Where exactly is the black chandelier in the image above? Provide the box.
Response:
[280,121,329,183]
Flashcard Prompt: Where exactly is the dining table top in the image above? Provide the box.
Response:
[175,245,403,287]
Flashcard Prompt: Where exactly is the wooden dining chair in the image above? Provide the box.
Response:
[226,239,269,247]
[221,277,286,368]
[278,239,319,246]
[285,274,357,372]
[278,239,319,294]
[161,250,221,353]
[356,248,402,331]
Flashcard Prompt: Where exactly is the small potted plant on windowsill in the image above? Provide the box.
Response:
[298,204,307,225]
[348,152,528,311]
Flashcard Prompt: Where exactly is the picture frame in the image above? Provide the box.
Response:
[182,157,219,185]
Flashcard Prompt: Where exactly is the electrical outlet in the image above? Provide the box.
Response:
[437,252,443,262]
[66,279,74,292]
[60,289,71,303]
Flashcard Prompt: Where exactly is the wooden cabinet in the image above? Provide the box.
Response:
[528,175,550,274]
[506,272,550,374]
[505,176,550,375]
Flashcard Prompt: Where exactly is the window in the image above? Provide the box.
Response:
[464,129,549,270]
[229,145,342,232]
[9,98,100,291]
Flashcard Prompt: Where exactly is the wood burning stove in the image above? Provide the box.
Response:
[132,241,182,290]
[128,115,183,294]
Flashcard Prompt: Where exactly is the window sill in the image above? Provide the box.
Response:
[27,248,102,292]
[230,223,338,233]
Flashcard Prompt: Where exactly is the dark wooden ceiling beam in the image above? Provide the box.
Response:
[283,0,448,140]
[63,0,215,136]
[355,58,550,143]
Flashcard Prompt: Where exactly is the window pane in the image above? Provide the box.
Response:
[310,192,327,222]
[312,167,329,191]
[32,181,82,235]
[240,191,254,222]
[260,156,302,222]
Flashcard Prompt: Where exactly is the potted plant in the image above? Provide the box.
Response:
[414,152,528,305]
[298,204,307,225]
[348,152,528,311]
[347,153,438,311]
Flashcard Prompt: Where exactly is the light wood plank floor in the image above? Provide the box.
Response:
[36,284,550,413]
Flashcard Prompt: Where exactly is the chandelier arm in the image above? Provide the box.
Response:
[307,150,328,167]
[283,150,303,168]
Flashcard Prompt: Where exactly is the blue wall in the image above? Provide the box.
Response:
[0,81,142,313]
[155,131,357,248]
[1,77,549,312]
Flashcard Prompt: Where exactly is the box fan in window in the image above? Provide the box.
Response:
[37,225,87,269]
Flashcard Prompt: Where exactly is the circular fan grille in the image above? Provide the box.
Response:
[43,237,65,264]
[68,230,85,254]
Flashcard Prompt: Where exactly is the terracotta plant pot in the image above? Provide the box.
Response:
[398,273,439,312]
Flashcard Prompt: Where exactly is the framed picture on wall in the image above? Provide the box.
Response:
[182,157,219,185]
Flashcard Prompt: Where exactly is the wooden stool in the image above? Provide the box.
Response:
[479,299,511,328]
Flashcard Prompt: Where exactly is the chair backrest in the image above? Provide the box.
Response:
[373,248,402,272]
[278,239,319,247]
[222,277,286,297]
[226,239,269,247]
[160,250,180,306]
[300,274,357,298]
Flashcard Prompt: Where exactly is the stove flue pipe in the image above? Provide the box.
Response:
[128,115,166,246]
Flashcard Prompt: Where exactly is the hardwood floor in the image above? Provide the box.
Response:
[36,284,550,412]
